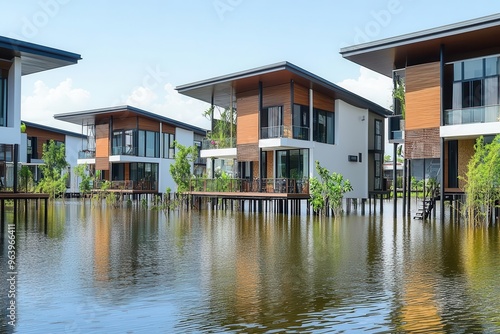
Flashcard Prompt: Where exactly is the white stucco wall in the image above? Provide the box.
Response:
[0,57,22,151]
[310,99,369,199]
[158,127,195,193]
[65,135,82,194]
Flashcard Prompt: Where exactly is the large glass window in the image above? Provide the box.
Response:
[293,104,309,140]
[261,106,283,138]
[375,119,382,151]
[0,77,6,127]
[137,130,160,158]
[313,108,334,144]
[130,162,158,191]
[276,149,309,179]
[163,133,175,159]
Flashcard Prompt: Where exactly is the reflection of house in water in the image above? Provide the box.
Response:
[93,209,110,282]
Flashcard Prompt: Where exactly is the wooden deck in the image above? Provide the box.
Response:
[0,192,49,199]
[187,191,310,200]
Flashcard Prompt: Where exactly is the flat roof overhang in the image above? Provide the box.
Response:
[340,14,500,77]
[176,61,391,118]
[0,36,81,75]
[54,105,208,135]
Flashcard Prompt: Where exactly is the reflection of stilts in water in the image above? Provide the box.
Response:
[398,269,445,333]
[94,208,110,282]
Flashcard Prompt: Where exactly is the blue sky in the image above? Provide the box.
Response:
[2,1,500,132]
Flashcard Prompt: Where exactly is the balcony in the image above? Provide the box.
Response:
[94,180,157,192]
[445,105,500,125]
[111,146,137,156]
[78,150,96,159]
[202,138,236,149]
[189,178,309,194]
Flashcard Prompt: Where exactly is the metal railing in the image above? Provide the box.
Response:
[94,180,157,191]
[261,126,284,139]
[188,178,309,194]
[111,146,137,156]
[444,105,500,125]
[78,150,96,159]
[202,138,236,149]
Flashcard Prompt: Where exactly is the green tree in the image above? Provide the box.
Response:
[169,141,198,194]
[203,106,236,148]
[36,140,68,199]
[19,165,34,192]
[309,161,353,216]
[74,163,94,196]
[462,135,500,226]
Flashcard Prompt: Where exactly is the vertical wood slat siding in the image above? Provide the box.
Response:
[294,84,309,106]
[313,91,334,112]
[406,62,441,130]
[263,83,292,131]
[95,157,109,171]
[237,90,259,144]
[96,123,109,158]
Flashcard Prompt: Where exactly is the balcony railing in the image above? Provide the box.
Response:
[202,138,236,150]
[445,105,500,125]
[261,126,284,139]
[78,150,96,159]
[111,146,137,156]
[292,126,309,140]
[93,180,157,191]
[189,178,309,194]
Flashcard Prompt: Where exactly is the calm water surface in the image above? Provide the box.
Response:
[1,200,500,333]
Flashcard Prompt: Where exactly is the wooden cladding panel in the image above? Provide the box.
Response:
[266,151,274,178]
[263,84,292,130]
[25,127,65,158]
[138,117,160,132]
[313,91,334,112]
[95,157,109,171]
[457,139,475,189]
[237,143,259,162]
[404,128,440,159]
[294,84,309,106]
[96,123,109,158]
[405,62,441,130]
[162,122,175,134]
[112,116,137,130]
[237,90,259,144]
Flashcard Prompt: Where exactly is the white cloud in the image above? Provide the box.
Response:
[21,78,91,131]
[123,83,211,130]
[336,67,392,109]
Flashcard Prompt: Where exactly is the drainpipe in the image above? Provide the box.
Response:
[258,81,263,192]
[393,143,398,218]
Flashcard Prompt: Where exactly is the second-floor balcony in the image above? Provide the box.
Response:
[189,178,309,195]
[202,138,236,150]
[78,150,96,159]
[111,146,137,156]
[261,125,310,140]
[445,105,500,125]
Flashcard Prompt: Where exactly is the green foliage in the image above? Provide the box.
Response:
[36,140,69,199]
[203,106,236,148]
[74,163,93,196]
[461,135,500,226]
[393,79,406,119]
[309,161,353,216]
[19,165,34,192]
[20,122,26,133]
[169,141,198,194]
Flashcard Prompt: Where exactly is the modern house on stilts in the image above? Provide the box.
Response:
[176,62,391,214]
[341,14,500,219]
